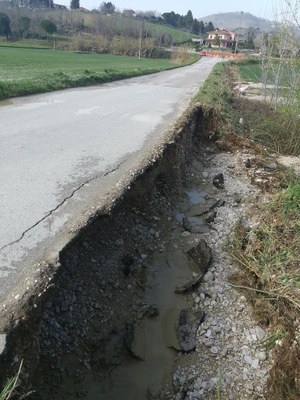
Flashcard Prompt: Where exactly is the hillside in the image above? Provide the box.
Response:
[199,12,273,30]
[0,2,195,45]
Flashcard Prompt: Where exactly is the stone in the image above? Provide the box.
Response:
[147,304,159,318]
[255,326,266,340]
[257,351,267,361]
[210,199,225,210]
[245,158,251,168]
[174,308,205,352]
[213,174,225,189]
[121,254,134,276]
[0,334,6,356]
[183,216,193,232]
[205,211,217,224]
[186,239,212,275]
[263,162,278,170]
[124,322,145,360]
[175,274,203,294]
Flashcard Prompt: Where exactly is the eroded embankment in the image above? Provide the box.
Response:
[0,104,211,396]
[0,103,274,400]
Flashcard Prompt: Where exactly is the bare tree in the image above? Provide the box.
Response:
[259,0,300,108]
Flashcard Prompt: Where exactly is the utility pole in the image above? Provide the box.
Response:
[138,25,142,59]
[235,11,244,53]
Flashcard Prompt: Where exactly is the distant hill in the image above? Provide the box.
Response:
[199,12,273,31]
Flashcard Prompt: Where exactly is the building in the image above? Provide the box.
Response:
[122,9,136,17]
[206,29,237,48]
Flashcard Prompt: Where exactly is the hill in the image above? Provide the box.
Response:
[199,12,273,30]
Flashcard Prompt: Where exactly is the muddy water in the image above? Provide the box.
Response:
[85,189,212,400]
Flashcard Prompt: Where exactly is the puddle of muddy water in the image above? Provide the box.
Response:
[84,187,216,400]
[85,248,195,400]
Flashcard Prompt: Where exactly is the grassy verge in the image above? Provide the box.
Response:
[0,47,199,100]
[196,60,300,399]
[231,179,300,400]
[230,59,300,156]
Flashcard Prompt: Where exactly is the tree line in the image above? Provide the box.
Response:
[0,1,214,38]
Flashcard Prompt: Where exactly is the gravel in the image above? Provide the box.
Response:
[165,149,273,400]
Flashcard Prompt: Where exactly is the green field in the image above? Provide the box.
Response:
[237,60,262,82]
[0,47,198,99]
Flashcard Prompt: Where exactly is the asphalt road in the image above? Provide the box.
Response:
[0,57,221,303]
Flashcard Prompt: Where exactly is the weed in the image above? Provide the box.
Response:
[216,368,222,400]
[0,360,33,400]
[264,329,285,350]
[283,184,300,215]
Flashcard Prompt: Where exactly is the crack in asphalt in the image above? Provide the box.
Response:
[0,161,126,254]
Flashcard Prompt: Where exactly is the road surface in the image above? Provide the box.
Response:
[0,57,221,303]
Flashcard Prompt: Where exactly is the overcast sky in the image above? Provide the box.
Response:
[69,0,274,19]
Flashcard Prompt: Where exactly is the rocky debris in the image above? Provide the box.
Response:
[263,162,278,170]
[183,215,211,234]
[244,158,252,168]
[186,239,212,275]
[121,254,134,276]
[210,199,225,210]
[205,210,217,224]
[175,274,203,294]
[137,303,159,319]
[277,155,300,177]
[174,309,205,352]
[213,173,225,189]
[182,216,193,232]
[187,199,224,218]
[166,150,272,400]
[0,334,6,356]
[124,322,145,361]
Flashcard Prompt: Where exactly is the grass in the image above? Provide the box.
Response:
[0,360,33,400]
[237,59,262,82]
[0,47,199,99]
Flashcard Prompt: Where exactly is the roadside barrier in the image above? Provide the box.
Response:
[200,51,245,59]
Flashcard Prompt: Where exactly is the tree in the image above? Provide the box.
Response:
[212,35,220,47]
[199,20,205,34]
[162,11,181,27]
[40,19,57,35]
[18,16,31,38]
[192,19,200,34]
[100,2,115,14]
[0,12,11,39]
[184,10,193,28]
[205,21,214,33]
[70,0,80,9]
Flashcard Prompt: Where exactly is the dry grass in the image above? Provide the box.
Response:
[170,47,196,65]
[231,180,300,399]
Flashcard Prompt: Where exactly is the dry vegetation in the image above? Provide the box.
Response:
[197,60,300,400]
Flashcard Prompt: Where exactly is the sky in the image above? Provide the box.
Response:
[69,0,274,19]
